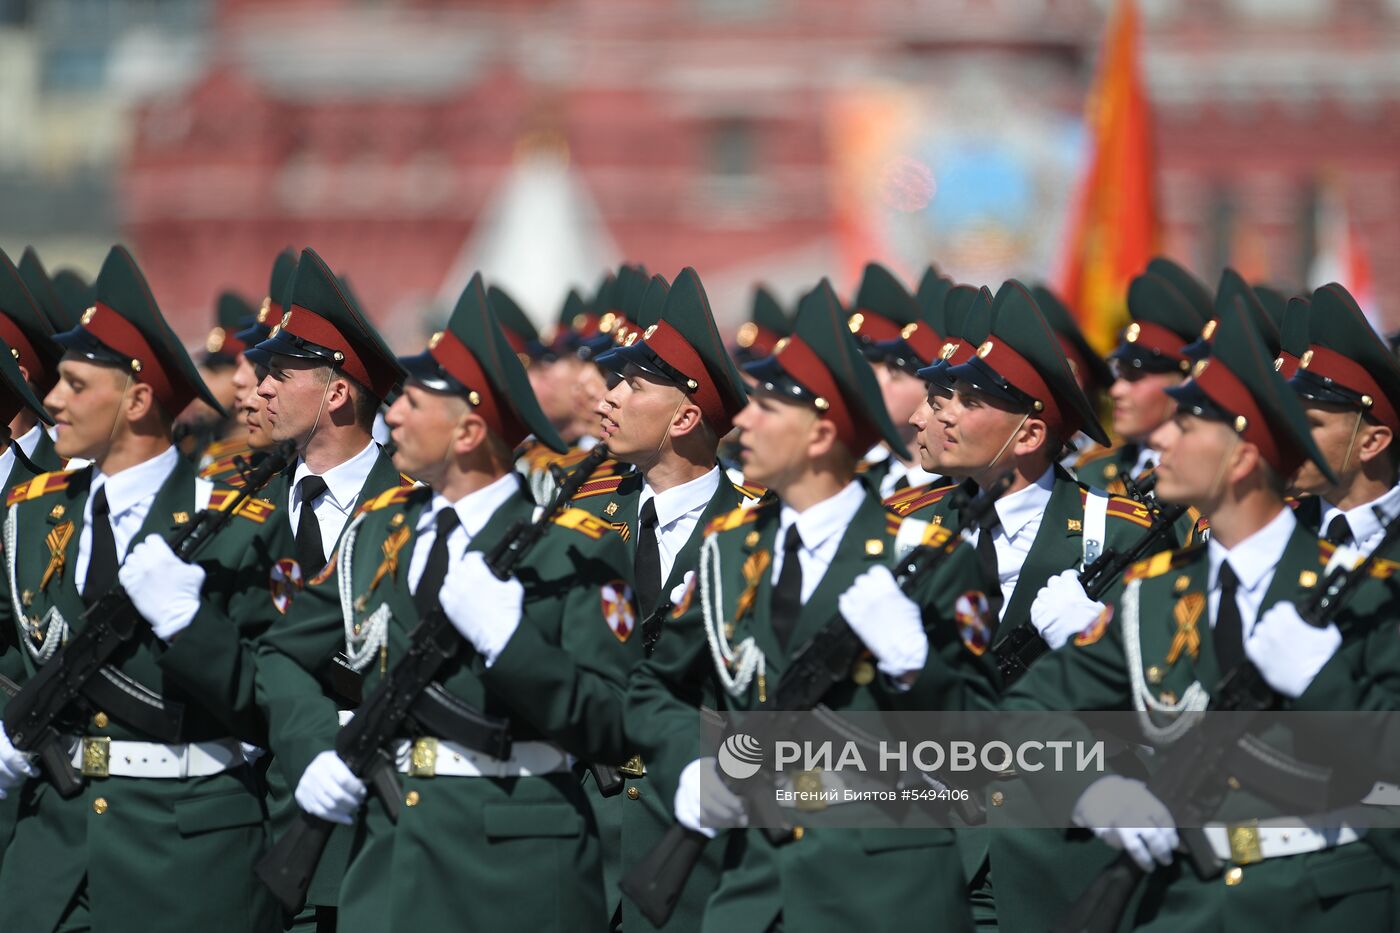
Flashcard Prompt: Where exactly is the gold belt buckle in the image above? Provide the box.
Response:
[618,754,646,778]
[80,737,110,778]
[1227,820,1263,865]
[793,768,826,812]
[409,737,438,778]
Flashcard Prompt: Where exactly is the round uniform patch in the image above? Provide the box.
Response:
[270,558,303,615]
[1074,604,1114,647]
[602,581,636,642]
[954,591,993,656]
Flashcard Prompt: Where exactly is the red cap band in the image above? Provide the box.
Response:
[427,329,527,448]
[900,321,943,366]
[0,315,51,393]
[1193,359,1298,476]
[975,337,1065,436]
[848,309,903,343]
[282,304,397,401]
[641,320,737,435]
[1123,320,1190,363]
[81,301,190,414]
[1300,345,1400,432]
[771,335,872,453]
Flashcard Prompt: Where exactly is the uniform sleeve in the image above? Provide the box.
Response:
[902,543,1002,712]
[480,531,643,764]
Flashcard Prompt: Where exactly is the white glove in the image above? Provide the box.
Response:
[439,551,523,667]
[837,565,929,679]
[295,751,366,825]
[1246,602,1342,699]
[119,535,205,642]
[0,725,36,799]
[1031,568,1105,650]
[1072,775,1179,872]
[669,571,695,609]
[675,757,747,838]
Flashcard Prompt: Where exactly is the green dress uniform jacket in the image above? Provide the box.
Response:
[885,467,1164,933]
[1073,441,1137,495]
[1004,518,1396,932]
[628,484,994,933]
[0,457,287,933]
[254,478,641,933]
[570,465,762,932]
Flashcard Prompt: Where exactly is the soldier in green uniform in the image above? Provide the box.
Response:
[1074,269,1209,496]
[254,271,638,933]
[0,248,66,491]
[580,268,757,930]
[627,279,993,933]
[0,245,286,933]
[731,285,791,367]
[1009,297,1395,931]
[177,291,258,467]
[239,248,409,930]
[888,280,1160,932]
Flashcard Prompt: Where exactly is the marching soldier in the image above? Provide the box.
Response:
[0,246,286,932]
[1010,298,1393,931]
[1074,269,1209,495]
[0,248,66,490]
[254,272,638,932]
[582,267,758,930]
[177,291,258,466]
[628,279,993,933]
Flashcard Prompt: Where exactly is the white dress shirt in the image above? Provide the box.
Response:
[966,466,1056,619]
[771,480,866,604]
[1206,505,1296,636]
[1129,445,1159,479]
[639,467,722,585]
[407,472,519,592]
[0,424,45,483]
[862,444,937,499]
[76,445,181,586]
[1317,483,1400,558]
[289,440,380,557]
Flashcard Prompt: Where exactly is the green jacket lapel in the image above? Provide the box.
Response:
[124,454,198,557]
[662,474,746,596]
[1000,469,1084,632]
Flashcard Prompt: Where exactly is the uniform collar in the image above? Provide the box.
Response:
[1318,482,1400,547]
[293,439,379,509]
[13,424,43,458]
[1207,505,1297,593]
[993,465,1056,540]
[420,471,519,540]
[640,466,721,529]
[91,444,179,517]
[778,479,866,552]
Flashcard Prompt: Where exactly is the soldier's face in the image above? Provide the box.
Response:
[598,365,688,465]
[574,363,608,441]
[384,383,466,484]
[46,358,130,460]
[232,354,273,450]
[908,388,946,472]
[1291,400,1382,498]
[1108,368,1182,443]
[732,388,822,491]
[933,384,1038,478]
[874,363,925,445]
[256,356,334,444]
[1150,413,1238,506]
[529,357,581,430]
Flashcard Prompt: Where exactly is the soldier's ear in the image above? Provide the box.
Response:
[452,409,491,457]
[1013,414,1050,459]
[806,413,840,461]
[124,379,157,424]
[1356,421,1394,467]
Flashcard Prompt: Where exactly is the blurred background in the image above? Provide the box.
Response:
[1,0,1397,348]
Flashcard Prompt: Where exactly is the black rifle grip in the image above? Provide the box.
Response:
[254,809,337,916]
[37,735,82,799]
[618,823,709,928]
[366,750,403,824]
[590,763,624,798]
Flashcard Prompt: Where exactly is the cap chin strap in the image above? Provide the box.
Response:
[298,368,336,458]
[642,395,687,474]
[103,371,135,455]
[1338,409,1365,477]
[986,412,1030,472]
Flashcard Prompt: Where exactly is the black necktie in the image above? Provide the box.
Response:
[413,508,461,618]
[1325,515,1353,546]
[1213,561,1246,672]
[635,499,662,617]
[771,525,804,650]
[973,503,1004,620]
[295,475,329,573]
[84,485,117,605]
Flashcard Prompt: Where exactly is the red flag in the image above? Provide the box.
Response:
[1057,0,1159,354]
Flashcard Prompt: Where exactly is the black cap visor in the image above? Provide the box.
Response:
[1289,368,1369,411]
[1107,342,1190,376]
[596,340,696,393]
[944,355,1038,411]
[915,358,956,397]
[1163,378,1235,424]
[243,327,341,370]
[870,336,927,376]
[741,354,821,407]
[53,326,134,370]
[398,349,470,397]
[233,322,273,349]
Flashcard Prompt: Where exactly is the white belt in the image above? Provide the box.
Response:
[1363,781,1400,806]
[69,737,244,779]
[1204,808,1367,863]
[391,737,568,779]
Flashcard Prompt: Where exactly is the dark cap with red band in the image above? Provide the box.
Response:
[1109,271,1209,375]
[733,285,791,365]
[847,262,920,353]
[53,245,224,418]
[400,273,566,454]
[245,248,404,403]
[1289,283,1400,437]
[0,248,61,397]
[744,278,908,459]
[1183,268,1279,362]
[201,291,256,366]
[1032,285,1112,395]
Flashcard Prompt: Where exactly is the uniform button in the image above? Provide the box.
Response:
[1224,866,1244,887]
[991,791,1005,807]
[93,797,108,815]
[626,787,641,801]
[791,826,804,841]
[91,712,109,729]
[405,791,420,807]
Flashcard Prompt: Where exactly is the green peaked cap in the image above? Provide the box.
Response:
[1274,296,1311,378]
[733,285,790,363]
[915,267,953,337]
[916,285,993,393]
[848,262,920,349]
[598,267,747,436]
[944,280,1109,446]
[746,278,908,459]
[402,273,565,454]
[202,290,257,365]
[1166,297,1334,483]
[870,266,950,372]
[1254,285,1290,331]
[236,249,295,347]
[1289,283,1400,435]
[615,264,651,322]
[1031,284,1112,393]
[49,269,93,332]
[1111,271,1206,374]
[1185,268,1278,360]
[17,247,78,333]
[246,247,404,402]
[1146,257,1212,323]
[0,333,53,428]
[54,245,224,417]
[486,284,550,361]
[0,248,61,396]
[557,288,588,331]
